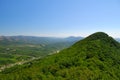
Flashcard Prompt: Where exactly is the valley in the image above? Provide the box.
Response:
[0,56,40,72]
[0,36,82,70]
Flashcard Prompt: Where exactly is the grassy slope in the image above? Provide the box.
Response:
[0,32,120,80]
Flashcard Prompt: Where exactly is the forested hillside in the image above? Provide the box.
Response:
[0,32,120,80]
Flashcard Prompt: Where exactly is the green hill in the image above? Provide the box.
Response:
[0,32,120,80]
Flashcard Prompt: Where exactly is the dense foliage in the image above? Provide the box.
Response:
[0,32,120,80]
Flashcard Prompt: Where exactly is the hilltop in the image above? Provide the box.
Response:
[0,32,120,80]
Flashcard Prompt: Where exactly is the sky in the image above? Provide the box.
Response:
[0,0,120,37]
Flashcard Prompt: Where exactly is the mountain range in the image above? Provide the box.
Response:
[0,36,83,45]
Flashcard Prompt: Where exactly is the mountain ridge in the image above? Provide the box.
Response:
[73,32,120,48]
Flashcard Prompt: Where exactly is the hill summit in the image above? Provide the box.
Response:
[0,32,120,80]
[86,32,109,40]
[74,32,120,48]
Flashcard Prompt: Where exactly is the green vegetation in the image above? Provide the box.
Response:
[0,32,120,80]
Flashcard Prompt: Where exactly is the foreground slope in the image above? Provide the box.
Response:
[0,32,120,80]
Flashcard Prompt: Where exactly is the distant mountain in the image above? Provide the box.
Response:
[0,36,83,45]
[65,36,83,42]
[1,32,120,80]
[115,38,120,42]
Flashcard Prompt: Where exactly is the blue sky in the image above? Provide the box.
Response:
[0,0,120,37]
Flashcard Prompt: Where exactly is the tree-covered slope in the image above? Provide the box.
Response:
[0,32,120,80]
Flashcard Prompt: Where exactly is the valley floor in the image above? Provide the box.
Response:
[0,57,41,72]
